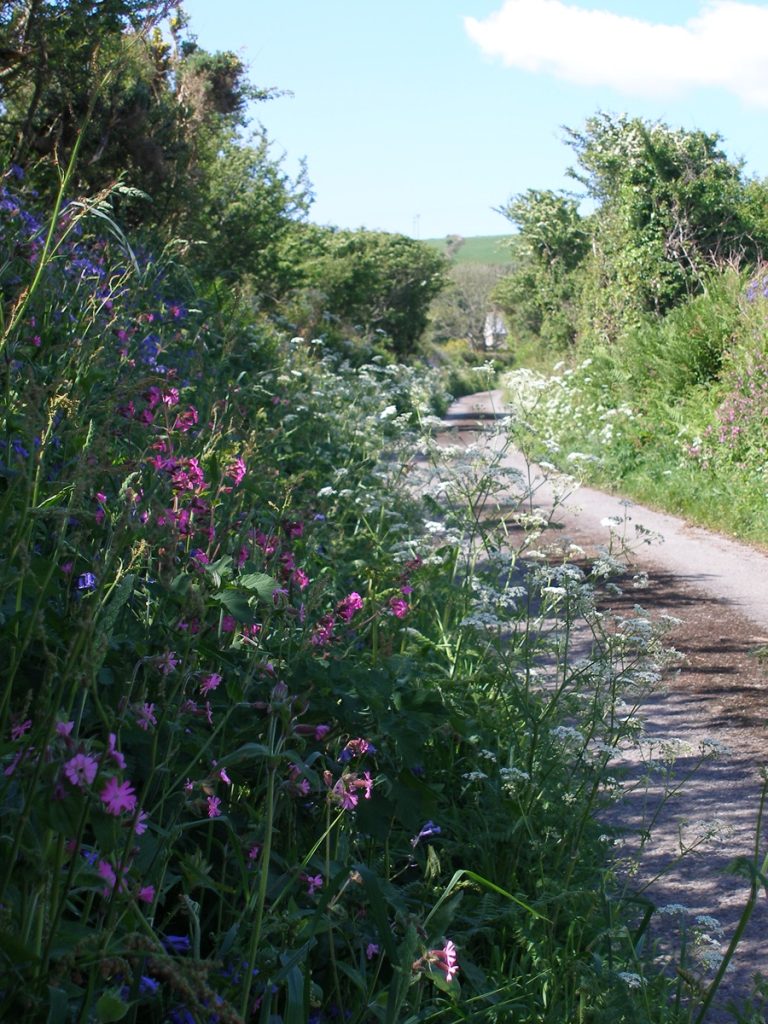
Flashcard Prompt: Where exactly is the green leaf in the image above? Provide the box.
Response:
[46,987,70,1024]
[356,866,399,962]
[94,988,129,1022]
[35,485,74,511]
[283,963,306,1024]
[238,572,277,601]
[212,589,253,621]
[0,928,39,964]
[424,869,547,927]
[97,574,135,645]
[218,742,272,766]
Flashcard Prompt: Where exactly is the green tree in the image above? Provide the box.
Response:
[0,4,311,302]
[0,1,174,172]
[428,262,508,349]
[285,225,447,359]
[494,190,588,349]
[565,113,768,339]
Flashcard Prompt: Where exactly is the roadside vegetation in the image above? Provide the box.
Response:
[493,114,768,544]
[0,4,764,1023]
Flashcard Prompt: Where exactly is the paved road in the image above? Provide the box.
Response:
[446,389,768,632]
[444,389,768,1020]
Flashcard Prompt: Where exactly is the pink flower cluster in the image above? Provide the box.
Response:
[413,939,460,983]
[324,769,374,810]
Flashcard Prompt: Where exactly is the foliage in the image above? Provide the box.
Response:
[282,224,447,359]
[427,262,507,349]
[565,113,768,339]
[0,2,311,305]
[0,1,173,170]
[492,228,585,350]
[503,265,768,542]
[496,114,768,353]
[0,177,718,1024]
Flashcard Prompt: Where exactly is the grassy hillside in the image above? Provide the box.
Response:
[425,233,515,265]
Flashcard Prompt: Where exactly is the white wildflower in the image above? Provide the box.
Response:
[617,972,644,989]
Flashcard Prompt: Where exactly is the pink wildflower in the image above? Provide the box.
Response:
[11,719,32,741]
[413,939,460,983]
[132,809,150,835]
[106,733,126,770]
[435,940,460,982]
[389,596,409,619]
[156,650,179,675]
[100,777,138,816]
[97,858,119,895]
[56,721,74,739]
[352,771,374,800]
[135,702,157,731]
[207,795,222,818]
[137,884,155,904]
[221,615,237,634]
[172,406,199,432]
[292,568,310,589]
[63,753,98,788]
[226,456,246,485]
[311,614,336,647]
[339,738,375,762]
[200,672,222,696]
[337,591,364,622]
[366,943,380,960]
[280,551,296,573]
[302,873,323,896]
[251,529,277,556]
[329,776,359,810]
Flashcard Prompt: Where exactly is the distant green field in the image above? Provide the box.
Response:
[425,234,515,265]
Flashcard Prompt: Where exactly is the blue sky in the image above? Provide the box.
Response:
[182,0,768,239]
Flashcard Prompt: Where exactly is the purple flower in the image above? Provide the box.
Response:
[162,934,191,955]
[389,596,409,619]
[63,753,98,788]
[337,591,364,622]
[76,572,97,591]
[411,821,441,847]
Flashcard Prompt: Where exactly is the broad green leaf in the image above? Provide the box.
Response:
[212,589,253,621]
[239,572,277,601]
[94,988,129,1022]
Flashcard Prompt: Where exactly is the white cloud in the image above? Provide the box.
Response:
[464,1,768,106]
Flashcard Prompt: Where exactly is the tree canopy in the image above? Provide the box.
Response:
[494,112,768,347]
